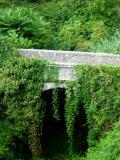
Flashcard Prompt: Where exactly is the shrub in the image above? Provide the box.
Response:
[90,30,120,54]
[59,18,85,50]
[38,1,72,31]
[0,56,48,159]
[71,0,120,27]
[59,18,110,51]
[0,36,18,66]
[87,119,120,160]
[0,7,53,49]
[0,121,14,160]
[0,30,33,49]
[58,0,119,51]
[0,40,59,159]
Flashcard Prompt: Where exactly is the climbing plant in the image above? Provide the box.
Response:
[65,65,120,154]
[1,50,120,159]
[52,88,60,120]
[87,118,120,160]
[0,45,59,159]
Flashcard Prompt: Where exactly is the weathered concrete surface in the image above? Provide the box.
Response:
[48,63,76,81]
[19,49,120,66]
[19,49,120,87]
[44,83,66,90]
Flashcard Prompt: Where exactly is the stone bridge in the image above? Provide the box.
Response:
[19,49,120,89]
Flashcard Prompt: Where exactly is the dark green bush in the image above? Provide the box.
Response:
[0,31,33,49]
[87,119,120,160]
[59,18,110,51]
[0,7,53,49]
[0,63,59,159]
[0,56,52,159]
[58,0,120,51]
[0,121,14,160]
[38,1,71,31]
[71,0,120,26]
[0,40,59,159]
[0,36,18,66]
[1,0,119,51]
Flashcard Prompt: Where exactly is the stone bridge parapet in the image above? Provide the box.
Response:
[19,49,120,66]
[19,49,120,89]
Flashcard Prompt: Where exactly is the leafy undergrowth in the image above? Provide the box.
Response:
[71,119,120,160]
[90,31,120,54]
[86,119,120,160]
[55,118,120,160]
[0,0,119,51]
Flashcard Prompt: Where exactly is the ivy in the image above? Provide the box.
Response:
[1,47,120,159]
[52,88,60,120]
[65,82,80,154]
[0,54,59,159]
[65,65,120,153]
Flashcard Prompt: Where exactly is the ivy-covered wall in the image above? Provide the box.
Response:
[1,45,120,159]
[0,52,59,159]
[65,65,120,154]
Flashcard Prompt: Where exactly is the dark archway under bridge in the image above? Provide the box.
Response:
[41,88,88,159]
[41,88,68,159]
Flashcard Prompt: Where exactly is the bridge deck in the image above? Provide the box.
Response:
[19,49,120,66]
[19,49,120,84]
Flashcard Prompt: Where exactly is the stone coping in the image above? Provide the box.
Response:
[19,49,120,66]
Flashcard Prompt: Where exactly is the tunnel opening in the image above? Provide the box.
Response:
[72,103,88,155]
[41,88,69,160]
[41,88,88,159]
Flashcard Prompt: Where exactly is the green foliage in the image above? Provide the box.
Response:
[0,52,59,159]
[59,18,109,50]
[0,36,18,66]
[0,7,53,49]
[65,82,80,153]
[65,65,120,153]
[59,18,85,50]
[72,154,86,160]
[1,49,120,159]
[0,121,14,160]
[59,18,109,51]
[87,119,120,160]
[0,0,119,50]
[90,30,120,54]
[39,1,71,31]
[0,0,120,159]
[71,0,120,26]
[52,88,60,120]
[58,0,119,50]
[0,30,33,49]
[0,7,33,35]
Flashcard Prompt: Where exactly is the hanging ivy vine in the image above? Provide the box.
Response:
[52,88,60,120]
[65,65,120,154]
[0,50,59,159]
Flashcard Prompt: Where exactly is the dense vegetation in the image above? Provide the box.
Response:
[0,0,120,160]
[0,0,120,52]
[66,66,120,157]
